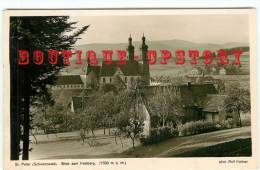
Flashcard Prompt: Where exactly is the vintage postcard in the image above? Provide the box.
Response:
[2,9,258,170]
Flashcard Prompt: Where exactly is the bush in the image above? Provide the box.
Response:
[220,120,233,129]
[241,113,251,126]
[140,126,178,145]
[178,120,222,136]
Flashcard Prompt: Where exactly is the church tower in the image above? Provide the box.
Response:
[127,34,135,61]
[141,34,150,85]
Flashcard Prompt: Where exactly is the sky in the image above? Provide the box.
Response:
[69,14,249,45]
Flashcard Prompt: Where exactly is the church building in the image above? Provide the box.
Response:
[86,35,150,89]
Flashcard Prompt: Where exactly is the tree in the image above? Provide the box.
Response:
[97,92,122,135]
[10,16,88,160]
[117,113,144,148]
[114,87,146,148]
[30,92,55,135]
[224,87,250,127]
[78,107,98,145]
[148,86,183,127]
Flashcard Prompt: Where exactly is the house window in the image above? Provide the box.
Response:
[103,77,105,83]
[110,77,112,83]
[125,77,127,83]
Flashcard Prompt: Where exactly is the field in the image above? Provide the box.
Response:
[212,75,250,90]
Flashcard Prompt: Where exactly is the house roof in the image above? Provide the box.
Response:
[191,67,204,74]
[87,65,101,77]
[141,83,218,107]
[203,94,227,113]
[100,60,141,77]
[55,75,84,85]
[178,83,218,107]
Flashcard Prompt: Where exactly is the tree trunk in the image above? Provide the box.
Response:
[10,45,20,160]
[10,73,20,160]
[103,121,106,135]
[91,129,95,137]
[22,94,30,160]
[119,136,124,148]
[162,117,165,127]
[114,135,117,144]
[238,110,242,127]
[131,135,135,148]
[108,121,111,136]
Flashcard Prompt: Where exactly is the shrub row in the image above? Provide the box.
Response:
[178,120,221,136]
[140,120,225,145]
[140,126,178,145]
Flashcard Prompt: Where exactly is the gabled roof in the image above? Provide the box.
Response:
[141,83,218,107]
[203,94,227,113]
[178,83,218,107]
[100,60,141,77]
[55,75,83,85]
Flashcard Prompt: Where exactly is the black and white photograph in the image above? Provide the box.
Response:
[2,9,258,170]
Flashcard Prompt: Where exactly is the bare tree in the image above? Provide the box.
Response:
[148,86,183,127]
[224,86,250,127]
[116,113,144,148]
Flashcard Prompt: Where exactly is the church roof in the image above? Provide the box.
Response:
[55,75,84,85]
[87,65,101,77]
[100,60,142,77]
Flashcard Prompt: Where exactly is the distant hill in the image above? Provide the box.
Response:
[74,39,248,59]
[62,40,249,76]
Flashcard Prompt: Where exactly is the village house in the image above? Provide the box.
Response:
[51,75,85,90]
[189,67,204,77]
[140,82,230,125]
[202,94,227,122]
[219,67,227,75]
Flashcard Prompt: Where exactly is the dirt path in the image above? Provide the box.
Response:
[30,126,251,159]
[122,126,251,157]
